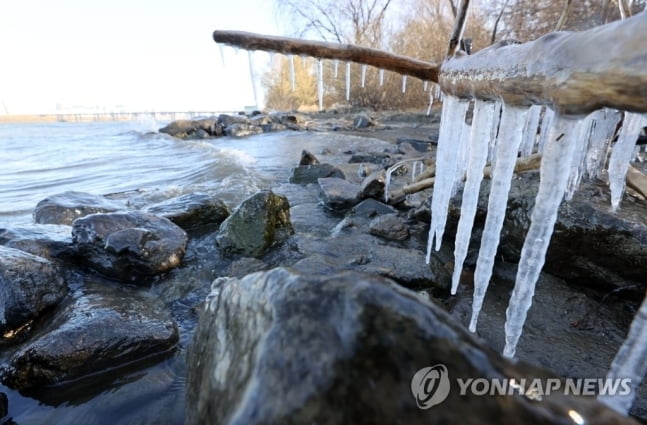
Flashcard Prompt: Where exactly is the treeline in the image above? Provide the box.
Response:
[263,0,645,111]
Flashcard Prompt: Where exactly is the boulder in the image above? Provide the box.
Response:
[0,283,178,392]
[72,211,187,282]
[224,123,263,138]
[348,152,395,169]
[298,149,320,166]
[369,213,409,240]
[218,114,251,127]
[353,114,374,128]
[317,177,360,211]
[145,193,230,231]
[216,190,293,257]
[289,164,345,184]
[0,224,74,261]
[0,246,68,343]
[187,267,635,425]
[359,169,386,200]
[33,191,124,225]
[159,119,223,139]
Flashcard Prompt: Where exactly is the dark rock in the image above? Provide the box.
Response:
[317,177,360,211]
[216,190,293,257]
[249,114,271,126]
[0,246,68,343]
[289,163,345,184]
[0,224,74,261]
[447,172,647,291]
[0,392,6,419]
[369,213,409,240]
[224,123,263,137]
[72,211,187,282]
[294,234,448,289]
[298,149,320,166]
[218,114,250,127]
[350,198,398,218]
[348,152,395,168]
[353,114,373,128]
[359,170,386,200]
[33,191,124,225]
[396,138,435,153]
[187,267,634,425]
[159,120,199,138]
[145,193,230,231]
[0,283,178,392]
[160,118,223,139]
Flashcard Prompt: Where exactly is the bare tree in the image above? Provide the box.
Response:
[274,0,393,47]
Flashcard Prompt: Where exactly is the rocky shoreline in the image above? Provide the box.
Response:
[0,110,646,424]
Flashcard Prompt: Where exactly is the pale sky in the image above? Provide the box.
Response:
[0,0,283,114]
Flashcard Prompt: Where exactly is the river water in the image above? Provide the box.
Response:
[0,119,394,424]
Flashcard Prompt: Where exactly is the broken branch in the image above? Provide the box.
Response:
[213,30,440,82]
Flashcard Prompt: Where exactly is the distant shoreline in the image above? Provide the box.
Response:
[0,111,232,124]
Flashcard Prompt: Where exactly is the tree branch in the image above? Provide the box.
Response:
[446,0,471,57]
[213,30,440,82]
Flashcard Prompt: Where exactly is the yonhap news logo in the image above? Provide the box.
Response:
[411,364,633,408]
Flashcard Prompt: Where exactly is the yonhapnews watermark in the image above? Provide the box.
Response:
[411,364,632,409]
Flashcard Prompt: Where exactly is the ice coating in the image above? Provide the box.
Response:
[519,105,542,157]
[584,108,622,180]
[317,59,324,111]
[469,104,529,333]
[345,62,351,101]
[503,114,581,358]
[451,100,497,295]
[290,55,296,91]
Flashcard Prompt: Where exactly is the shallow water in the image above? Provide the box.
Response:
[0,120,394,424]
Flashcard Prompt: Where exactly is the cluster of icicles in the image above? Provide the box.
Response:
[421,94,646,415]
[218,45,439,114]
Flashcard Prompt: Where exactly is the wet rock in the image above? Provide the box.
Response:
[0,224,74,261]
[0,283,178,392]
[348,152,395,168]
[447,172,647,291]
[249,114,271,126]
[187,267,634,425]
[224,123,263,138]
[145,192,230,231]
[159,119,222,139]
[359,169,386,200]
[294,234,448,289]
[33,191,124,225]
[289,164,345,184]
[72,211,187,282]
[0,392,6,420]
[298,149,320,166]
[0,246,68,342]
[216,190,293,258]
[369,213,409,240]
[331,199,398,236]
[317,177,360,211]
[218,114,250,127]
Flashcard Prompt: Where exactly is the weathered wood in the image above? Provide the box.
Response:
[440,12,647,114]
[212,30,439,82]
[627,165,647,199]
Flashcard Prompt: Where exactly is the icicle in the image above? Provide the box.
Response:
[268,52,275,65]
[379,69,384,86]
[564,114,595,201]
[218,44,226,67]
[453,101,473,191]
[599,291,647,415]
[584,108,622,180]
[451,100,497,295]
[426,96,470,262]
[361,64,367,88]
[537,108,555,153]
[334,59,339,78]
[519,105,542,157]
[503,115,581,358]
[401,75,407,93]
[317,59,324,111]
[384,158,425,203]
[345,62,351,101]
[426,89,434,116]
[289,55,296,92]
[469,104,529,332]
[608,112,647,211]
[247,51,258,109]
[423,81,429,92]
[486,101,503,166]
[411,161,423,181]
